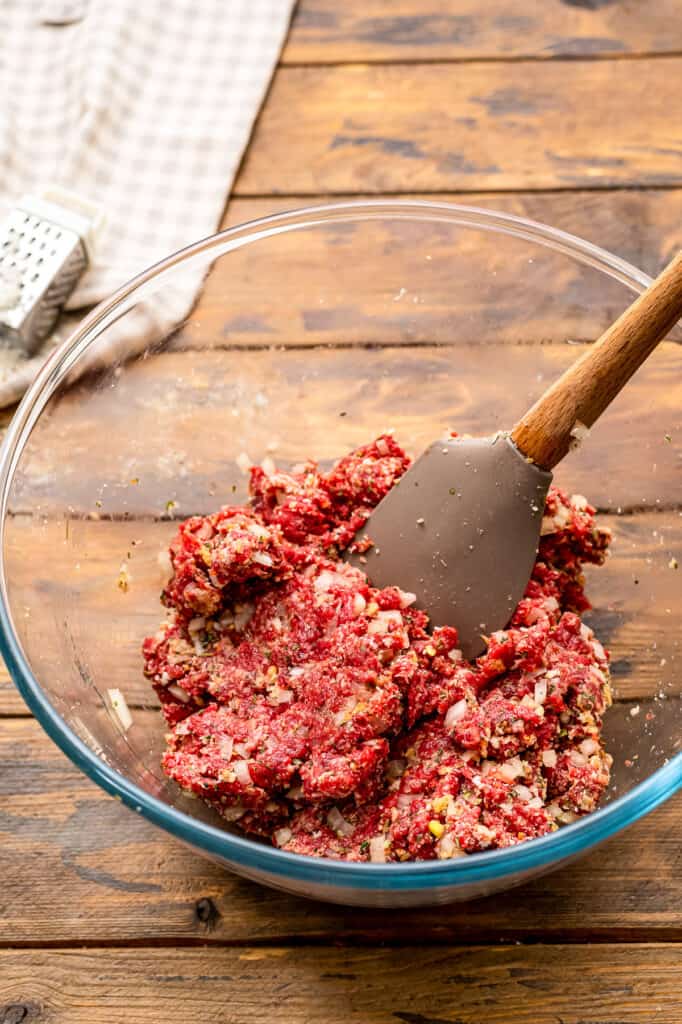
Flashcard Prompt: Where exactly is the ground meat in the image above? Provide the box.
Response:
[143,434,613,861]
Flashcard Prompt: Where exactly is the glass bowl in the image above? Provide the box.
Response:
[0,201,680,908]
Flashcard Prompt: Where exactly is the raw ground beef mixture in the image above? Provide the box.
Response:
[143,435,613,862]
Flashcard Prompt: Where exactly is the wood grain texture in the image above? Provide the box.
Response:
[1,945,681,1022]
[0,716,679,948]
[235,59,682,194]
[12,345,681,518]
[176,189,682,351]
[0,666,21,716]
[512,252,682,468]
[285,0,682,63]
[1,509,680,719]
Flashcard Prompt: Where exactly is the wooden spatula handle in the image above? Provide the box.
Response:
[511,251,682,470]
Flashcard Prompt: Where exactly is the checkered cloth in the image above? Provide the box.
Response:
[0,0,294,404]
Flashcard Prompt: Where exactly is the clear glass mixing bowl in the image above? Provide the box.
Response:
[0,201,680,907]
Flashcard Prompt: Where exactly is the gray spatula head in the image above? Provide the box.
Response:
[348,434,552,660]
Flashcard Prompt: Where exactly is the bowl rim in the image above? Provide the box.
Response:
[1,198,680,892]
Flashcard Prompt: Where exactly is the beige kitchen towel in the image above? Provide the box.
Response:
[0,0,295,405]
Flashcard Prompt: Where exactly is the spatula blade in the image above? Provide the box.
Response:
[349,435,552,660]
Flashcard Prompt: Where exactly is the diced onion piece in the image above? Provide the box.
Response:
[248,523,271,541]
[541,749,557,768]
[528,796,544,810]
[333,702,353,726]
[168,684,190,704]
[107,688,132,732]
[447,648,463,663]
[222,803,245,822]
[375,437,389,455]
[548,802,578,825]
[534,678,548,705]
[444,698,468,729]
[327,806,353,837]
[369,836,387,863]
[260,456,276,476]
[540,516,556,536]
[274,827,293,847]
[480,759,495,777]
[498,756,524,782]
[396,793,417,809]
[386,758,406,780]
[579,738,599,757]
[252,551,274,568]
[314,570,340,592]
[288,667,305,679]
[274,688,294,704]
[232,760,252,785]
[397,589,417,609]
[569,750,588,767]
[513,784,534,802]
[352,593,367,616]
[436,833,464,860]
[591,639,606,661]
[233,603,254,631]
[218,736,234,760]
[233,742,249,758]
[367,609,403,634]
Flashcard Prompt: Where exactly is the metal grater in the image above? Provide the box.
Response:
[0,188,103,355]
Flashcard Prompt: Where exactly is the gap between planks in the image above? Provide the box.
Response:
[280,51,682,69]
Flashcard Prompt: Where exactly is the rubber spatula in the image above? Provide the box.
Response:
[348,251,682,660]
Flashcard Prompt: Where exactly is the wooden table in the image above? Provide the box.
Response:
[2,3,682,1021]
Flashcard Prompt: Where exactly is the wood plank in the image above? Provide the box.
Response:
[11,345,682,518]
[234,59,682,194]
[181,189,682,351]
[1,510,680,718]
[0,664,23,716]
[1,945,682,1022]
[0,718,679,944]
[285,1,682,63]
[219,188,682,278]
